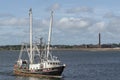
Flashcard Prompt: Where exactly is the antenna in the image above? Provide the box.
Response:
[29,8,33,64]
[47,11,53,58]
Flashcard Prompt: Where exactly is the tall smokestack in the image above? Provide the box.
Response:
[98,33,101,48]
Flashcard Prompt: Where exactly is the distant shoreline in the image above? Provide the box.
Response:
[0,48,120,51]
[0,44,120,51]
[52,48,120,51]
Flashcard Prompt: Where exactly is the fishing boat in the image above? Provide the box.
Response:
[13,8,66,78]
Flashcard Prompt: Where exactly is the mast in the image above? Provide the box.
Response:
[29,8,33,64]
[47,11,53,58]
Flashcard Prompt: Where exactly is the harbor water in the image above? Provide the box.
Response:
[0,50,120,80]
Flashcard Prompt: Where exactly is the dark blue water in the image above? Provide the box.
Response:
[0,50,120,80]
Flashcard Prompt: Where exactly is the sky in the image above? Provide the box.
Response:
[0,0,120,45]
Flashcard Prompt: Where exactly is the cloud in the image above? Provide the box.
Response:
[57,17,93,30]
[0,13,14,18]
[33,19,49,37]
[1,9,120,45]
[106,18,120,34]
[21,16,96,45]
[103,12,120,19]
[103,12,120,33]
[0,17,29,26]
[47,17,97,44]
[47,3,60,11]
[66,6,93,13]
[88,21,106,33]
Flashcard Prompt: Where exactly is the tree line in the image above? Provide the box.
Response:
[0,43,120,50]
